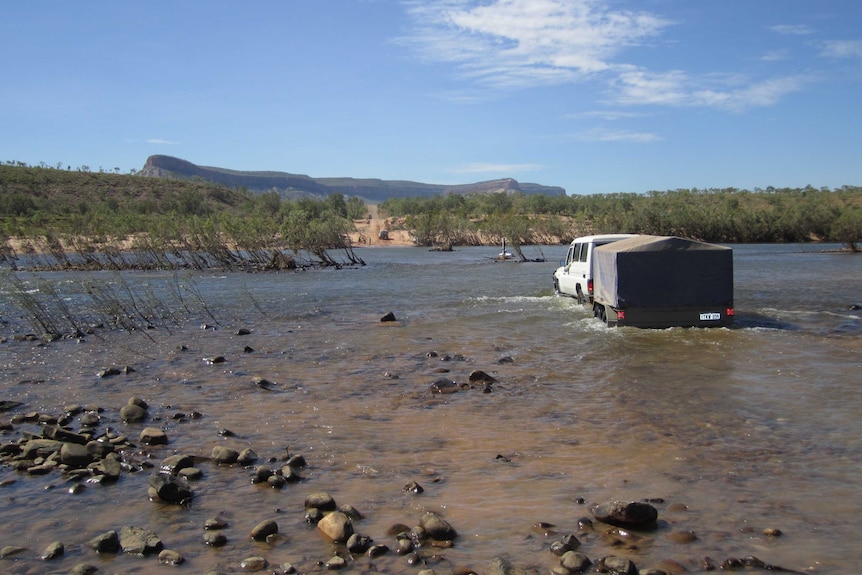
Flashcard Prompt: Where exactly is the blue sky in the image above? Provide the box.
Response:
[2,1,861,195]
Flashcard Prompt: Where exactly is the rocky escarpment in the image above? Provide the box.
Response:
[140,155,330,197]
[140,155,566,202]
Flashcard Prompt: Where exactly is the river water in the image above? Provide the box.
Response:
[0,244,860,574]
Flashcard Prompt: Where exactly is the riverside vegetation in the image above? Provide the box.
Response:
[2,162,862,271]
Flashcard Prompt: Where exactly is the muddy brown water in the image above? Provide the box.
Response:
[1,244,860,574]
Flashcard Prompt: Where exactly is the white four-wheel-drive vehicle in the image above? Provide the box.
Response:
[554,234,735,328]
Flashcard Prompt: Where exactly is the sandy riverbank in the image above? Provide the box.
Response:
[348,205,415,248]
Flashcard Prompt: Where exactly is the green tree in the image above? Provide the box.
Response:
[831,206,862,252]
[345,196,367,220]
[480,212,533,261]
[326,192,348,218]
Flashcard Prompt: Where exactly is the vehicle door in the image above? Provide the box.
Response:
[567,242,589,297]
[557,242,583,296]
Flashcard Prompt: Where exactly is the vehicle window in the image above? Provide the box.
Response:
[578,243,588,262]
[566,246,575,264]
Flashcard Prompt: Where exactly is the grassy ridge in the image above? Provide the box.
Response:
[0,164,251,226]
[0,165,365,269]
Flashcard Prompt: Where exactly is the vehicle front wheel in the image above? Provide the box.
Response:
[553,279,560,294]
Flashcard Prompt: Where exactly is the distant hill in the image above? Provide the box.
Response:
[140,155,566,202]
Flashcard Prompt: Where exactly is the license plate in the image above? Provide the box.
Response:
[699,312,721,321]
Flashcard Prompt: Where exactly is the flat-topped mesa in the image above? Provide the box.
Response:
[139,155,566,202]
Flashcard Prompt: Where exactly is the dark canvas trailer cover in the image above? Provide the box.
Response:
[592,235,734,327]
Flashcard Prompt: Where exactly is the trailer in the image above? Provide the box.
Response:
[591,235,734,328]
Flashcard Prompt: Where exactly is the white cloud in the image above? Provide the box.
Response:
[612,68,689,107]
[572,128,660,143]
[401,0,809,113]
[401,0,671,88]
[769,24,814,36]
[568,110,647,121]
[724,76,809,109]
[760,49,789,62]
[611,68,808,112]
[147,139,179,145]
[433,90,488,104]
[452,162,544,174]
[820,40,862,58]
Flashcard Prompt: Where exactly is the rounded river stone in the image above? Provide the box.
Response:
[211,445,240,464]
[318,511,354,543]
[139,428,167,446]
[158,549,185,565]
[240,556,268,571]
[419,512,457,541]
[305,492,337,511]
[591,501,658,527]
[250,519,278,541]
[119,526,163,555]
[89,530,120,553]
[120,403,147,423]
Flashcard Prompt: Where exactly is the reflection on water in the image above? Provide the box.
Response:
[1,244,860,573]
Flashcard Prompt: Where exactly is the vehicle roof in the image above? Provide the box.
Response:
[567,233,638,245]
[596,234,731,253]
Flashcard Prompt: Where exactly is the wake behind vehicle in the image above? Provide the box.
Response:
[554,234,734,328]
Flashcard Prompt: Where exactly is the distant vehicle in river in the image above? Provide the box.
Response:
[554,234,734,328]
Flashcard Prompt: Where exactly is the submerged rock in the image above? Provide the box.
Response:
[120,403,147,423]
[139,427,168,446]
[68,563,99,575]
[148,473,194,504]
[305,492,337,512]
[91,452,122,481]
[318,510,354,543]
[205,517,229,530]
[595,555,637,575]
[468,369,497,383]
[560,550,592,573]
[204,531,228,547]
[237,448,259,465]
[240,556,268,571]
[429,378,459,394]
[590,501,658,528]
[89,530,120,553]
[59,442,93,467]
[250,519,278,541]
[419,512,457,541]
[211,445,240,464]
[119,526,163,555]
[403,481,424,494]
[550,533,581,556]
[346,533,372,553]
[21,439,63,460]
[160,454,195,475]
[158,549,185,565]
[41,541,64,560]
[486,557,528,575]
